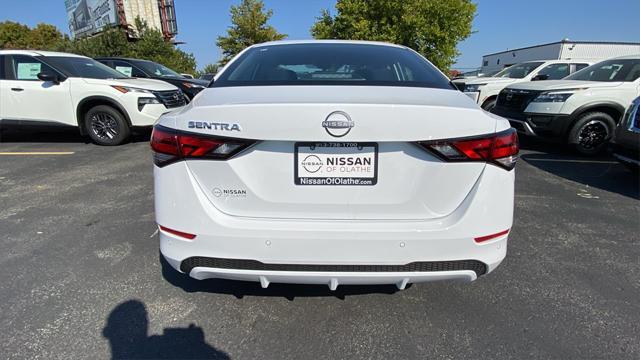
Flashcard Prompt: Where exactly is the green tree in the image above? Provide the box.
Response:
[311,0,476,72]
[0,21,31,48]
[195,63,219,78]
[216,0,286,66]
[0,21,70,50]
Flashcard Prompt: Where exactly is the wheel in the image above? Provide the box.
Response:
[567,112,615,156]
[84,105,130,146]
[481,98,496,112]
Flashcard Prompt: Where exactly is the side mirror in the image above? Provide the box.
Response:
[37,72,60,84]
[532,74,549,81]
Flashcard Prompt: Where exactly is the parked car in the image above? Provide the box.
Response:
[198,73,215,82]
[492,55,640,155]
[0,50,186,145]
[453,59,593,111]
[152,40,518,290]
[181,73,195,79]
[611,97,640,172]
[96,57,209,100]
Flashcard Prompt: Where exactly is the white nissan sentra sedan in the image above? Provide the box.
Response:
[152,40,518,290]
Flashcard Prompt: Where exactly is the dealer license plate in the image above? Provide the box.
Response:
[294,142,378,186]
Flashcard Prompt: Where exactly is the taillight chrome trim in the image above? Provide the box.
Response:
[151,124,258,167]
[415,128,519,170]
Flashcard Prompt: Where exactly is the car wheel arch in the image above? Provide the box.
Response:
[565,102,625,135]
[76,96,132,135]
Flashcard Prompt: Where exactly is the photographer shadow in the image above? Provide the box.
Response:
[103,300,229,360]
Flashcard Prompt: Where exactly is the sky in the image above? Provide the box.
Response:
[2,0,639,71]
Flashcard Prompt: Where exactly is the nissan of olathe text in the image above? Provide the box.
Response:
[151,41,518,290]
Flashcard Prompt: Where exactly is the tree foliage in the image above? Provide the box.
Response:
[0,20,196,74]
[311,0,476,71]
[0,21,69,50]
[216,0,286,66]
[195,63,219,78]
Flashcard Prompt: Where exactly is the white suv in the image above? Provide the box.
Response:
[492,55,640,154]
[454,59,592,111]
[0,50,186,145]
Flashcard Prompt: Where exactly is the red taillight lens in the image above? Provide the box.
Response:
[150,125,255,167]
[159,225,196,240]
[418,128,519,170]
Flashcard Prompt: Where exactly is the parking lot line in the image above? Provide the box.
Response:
[524,157,618,164]
[0,152,75,155]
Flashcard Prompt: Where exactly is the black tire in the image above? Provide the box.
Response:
[567,112,615,156]
[481,98,496,112]
[84,105,130,146]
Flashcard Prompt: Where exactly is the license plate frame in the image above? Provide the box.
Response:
[294,142,378,186]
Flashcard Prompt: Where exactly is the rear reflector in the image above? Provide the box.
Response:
[417,128,519,170]
[474,229,510,243]
[151,125,255,167]
[159,225,196,240]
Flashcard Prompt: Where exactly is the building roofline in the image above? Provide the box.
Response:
[482,40,640,58]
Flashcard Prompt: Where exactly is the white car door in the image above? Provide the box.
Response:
[1,54,74,126]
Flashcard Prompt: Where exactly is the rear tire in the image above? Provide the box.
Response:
[84,105,130,146]
[481,98,496,112]
[568,112,615,156]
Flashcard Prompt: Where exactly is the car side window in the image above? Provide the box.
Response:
[574,63,590,72]
[113,61,146,78]
[6,55,57,81]
[537,63,570,80]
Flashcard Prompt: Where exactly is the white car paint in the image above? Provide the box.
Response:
[153,40,517,290]
[501,78,640,116]
[456,59,593,108]
[0,50,184,138]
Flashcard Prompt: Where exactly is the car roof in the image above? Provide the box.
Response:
[250,39,407,49]
[0,49,88,58]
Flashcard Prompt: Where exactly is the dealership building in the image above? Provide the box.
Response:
[480,40,640,75]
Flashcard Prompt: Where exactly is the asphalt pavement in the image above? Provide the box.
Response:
[0,128,638,359]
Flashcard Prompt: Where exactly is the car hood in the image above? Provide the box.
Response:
[504,80,625,91]
[82,77,178,91]
[463,77,518,85]
[192,85,478,109]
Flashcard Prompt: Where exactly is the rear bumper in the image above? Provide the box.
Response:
[155,162,514,289]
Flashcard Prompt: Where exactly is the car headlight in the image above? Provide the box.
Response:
[465,84,486,92]
[138,97,161,111]
[531,92,575,103]
[111,85,155,94]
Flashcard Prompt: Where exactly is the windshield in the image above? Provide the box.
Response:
[565,59,640,82]
[213,43,453,89]
[41,56,128,79]
[494,62,544,79]
[135,60,183,78]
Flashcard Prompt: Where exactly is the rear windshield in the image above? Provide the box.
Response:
[565,59,640,82]
[212,43,453,89]
[41,56,128,79]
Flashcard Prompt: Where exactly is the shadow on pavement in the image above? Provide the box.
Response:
[160,254,401,300]
[103,300,229,360]
[519,136,639,200]
[0,126,151,144]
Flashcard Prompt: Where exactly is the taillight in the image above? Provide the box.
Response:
[150,125,255,167]
[417,128,519,170]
